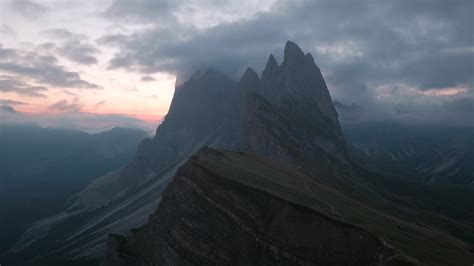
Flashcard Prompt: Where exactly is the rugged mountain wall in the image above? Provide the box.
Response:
[239,41,350,178]
[334,101,474,185]
[10,41,351,263]
[342,121,474,184]
[8,69,244,262]
[103,149,394,266]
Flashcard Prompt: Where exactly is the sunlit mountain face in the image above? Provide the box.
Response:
[0,1,473,266]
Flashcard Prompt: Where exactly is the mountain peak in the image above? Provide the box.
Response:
[188,67,224,82]
[241,67,259,83]
[239,67,260,93]
[284,40,304,64]
[265,54,279,71]
[242,67,259,80]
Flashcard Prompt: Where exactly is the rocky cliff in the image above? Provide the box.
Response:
[10,41,352,263]
[239,41,350,178]
[103,148,396,266]
[103,148,474,266]
[12,41,473,266]
[8,69,244,262]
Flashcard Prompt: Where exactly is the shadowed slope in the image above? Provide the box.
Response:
[104,148,474,265]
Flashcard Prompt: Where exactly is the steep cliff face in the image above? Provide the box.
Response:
[103,148,474,266]
[74,68,243,210]
[103,148,395,266]
[11,41,352,263]
[138,68,243,169]
[239,41,350,178]
[9,69,244,262]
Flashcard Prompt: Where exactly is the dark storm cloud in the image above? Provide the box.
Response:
[43,29,99,65]
[56,40,99,65]
[101,0,473,124]
[101,22,285,79]
[0,44,100,89]
[9,0,48,18]
[104,0,177,23]
[101,0,473,86]
[0,78,47,98]
[0,61,99,88]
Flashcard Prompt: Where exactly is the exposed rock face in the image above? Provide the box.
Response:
[138,68,243,168]
[240,41,349,177]
[11,41,350,262]
[9,69,244,261]
[340,120,474,184]
[103,149,392,266]
[262,41,339,125]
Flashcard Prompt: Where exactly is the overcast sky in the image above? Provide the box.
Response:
[0,0,473,131]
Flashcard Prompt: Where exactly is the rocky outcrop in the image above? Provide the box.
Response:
[103,149,394,266]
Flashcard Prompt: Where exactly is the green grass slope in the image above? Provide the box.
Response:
[194,148,474,266]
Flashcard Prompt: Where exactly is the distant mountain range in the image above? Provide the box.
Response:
[0,124,147,256]
[4,42,473,265]
[335,101,474,184]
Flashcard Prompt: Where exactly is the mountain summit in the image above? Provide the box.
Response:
[241,41,349,177]
[10,41,350,262]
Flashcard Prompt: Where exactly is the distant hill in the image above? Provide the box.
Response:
[0,124,148,254]
[334,101,474,184]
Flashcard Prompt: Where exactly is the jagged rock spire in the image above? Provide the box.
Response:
[262,54,279,77]
[283,41,305,65]
[239,67,260,94]
[241,67,259,83]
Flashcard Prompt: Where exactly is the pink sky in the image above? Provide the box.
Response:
[0,1,179,132]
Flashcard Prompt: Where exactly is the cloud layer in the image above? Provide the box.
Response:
[0,108,152,133]
[43,29,100,65]
[9,0,48,18]
[1,0,472,128]
[0,43,100,99]
[99,0,473,125]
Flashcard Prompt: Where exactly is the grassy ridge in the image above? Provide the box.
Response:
[195,149,474,265]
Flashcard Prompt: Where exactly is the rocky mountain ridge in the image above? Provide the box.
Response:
[8,41,350,264]
[103,148,397,266]
[103,148,474,265]
[6,41,474,266]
